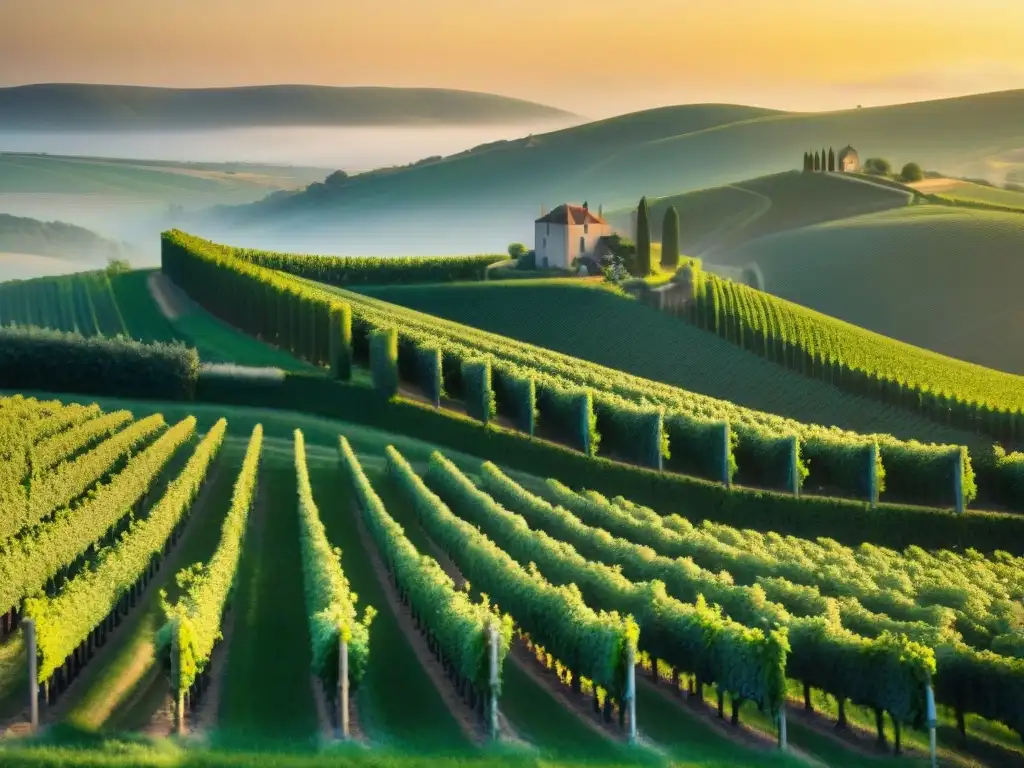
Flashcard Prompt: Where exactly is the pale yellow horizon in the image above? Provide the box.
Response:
[4,0,1024,118]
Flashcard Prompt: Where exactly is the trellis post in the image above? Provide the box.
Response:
[25,619,38,731]
[339,636,350,740]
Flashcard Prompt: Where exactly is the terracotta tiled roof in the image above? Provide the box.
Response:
[838,145,858,158]
[536,203,607,225]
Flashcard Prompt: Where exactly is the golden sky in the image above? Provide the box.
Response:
[3,0,1024,117]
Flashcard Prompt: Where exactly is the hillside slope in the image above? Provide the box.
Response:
[359,280,981,448]
[0,213,134,266]
[207,90,1024,254]
[605,171,912,257]
[0,84,577,129]
[718,205,1024,375]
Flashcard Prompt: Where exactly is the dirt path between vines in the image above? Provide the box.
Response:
[407,515,619,747]
[351,502,493,747]
[147,272,188,321]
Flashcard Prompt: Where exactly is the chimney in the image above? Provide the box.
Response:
[583,200,589,210]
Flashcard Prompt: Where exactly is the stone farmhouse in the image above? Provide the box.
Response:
[534,203,612,269]
[838,145,860,172]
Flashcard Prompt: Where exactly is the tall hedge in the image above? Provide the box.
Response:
[661,206,680,270]
[328,303,352,380]
[369,327,399,399]
[665,414,737,484]
[595,399,667,470]
[233,249,507,287]
[415,344,444,407]
[462,358,496,425]
[494,371,537,436]
[0,326,199,401]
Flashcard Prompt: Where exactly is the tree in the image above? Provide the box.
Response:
[864,157,892,176]
[828,147,836,172]
[900,162,924,182]
[803,152,811,172]
[635,197,652,276]
[508,243,528,261]
[661,206,681,269]
[814,152,821,172]
[324,170,349,187]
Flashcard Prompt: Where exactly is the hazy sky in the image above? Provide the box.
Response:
[4,0,1024,117]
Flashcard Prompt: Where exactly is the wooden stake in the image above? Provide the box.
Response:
[778,704,787,751]
[926,678,937,768]
[489,623,499,740]
[722,422,732,488]
[25,619,38,731]
[339,638,350,740]
[868,441,879,508]
[953,449,965,514]
[626,643,637,745]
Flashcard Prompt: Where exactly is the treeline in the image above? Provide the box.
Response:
[160,230,1022,516]
[233,248,506,287]
[802,147,839,173]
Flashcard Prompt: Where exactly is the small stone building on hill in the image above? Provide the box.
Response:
[838,145,860,172]
[535,203,612,269]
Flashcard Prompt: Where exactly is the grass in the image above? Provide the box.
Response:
[213,454,319,750]
[360,279,982,447]
[926,180,1024,211]
[59,447,239,731]
[0,268,311,371]
[0,740,801,768]
[715,204,1024,377]
[605,171,911,258]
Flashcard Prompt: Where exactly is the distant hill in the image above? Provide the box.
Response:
[0,84,578,129]
[206,89,1024,255]
[0,213,134,263]
[716,204,1024,375]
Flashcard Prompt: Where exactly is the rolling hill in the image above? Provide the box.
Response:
[0,84,578,129]
[604,171,912,258]
[205,89,1024,255]
[715,204,1024,375]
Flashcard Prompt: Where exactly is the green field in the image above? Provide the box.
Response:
[716,204,1024,376]
[922,179,1024,211]
[0,269,310,371]
[605,171,912,258]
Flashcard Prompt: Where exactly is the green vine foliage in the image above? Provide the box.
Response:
[158,424,264,694]
[545,479,1024,733]
[26,419,226,683]
[328,303,353,381]
[386,446,636,699]
[340,436,511,694]
[0,415,194,617]
[295,430,375,694]
[462,358,497,425]
[415,344,444,407]
[163,230,999,512]
[424,451,786,713]
[370,328,399,400]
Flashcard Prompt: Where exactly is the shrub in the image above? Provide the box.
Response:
[508,243,528,261]
[900,163,924,182]
[864,157,892,176]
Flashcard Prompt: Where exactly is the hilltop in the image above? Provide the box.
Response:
[0,213,141,278]
[0,84,578,129]
[204,89,1024,254]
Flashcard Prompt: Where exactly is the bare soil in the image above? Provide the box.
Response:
[147,271,189,321]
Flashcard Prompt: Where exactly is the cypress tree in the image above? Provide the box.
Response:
[803,152,811,172]
[821,148,827,171]
[661,206,680,269]
[828,147,836,172]
[636,197,652,276]
[814,152,821,171]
